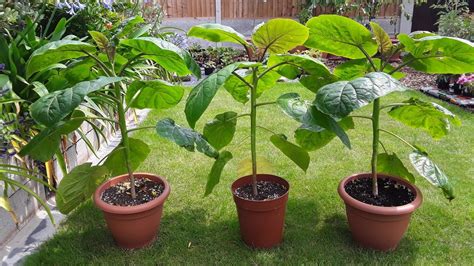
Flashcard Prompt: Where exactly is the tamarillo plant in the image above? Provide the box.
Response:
[18,16,200,213]
[297,15,474,199]
[156,18,356,196]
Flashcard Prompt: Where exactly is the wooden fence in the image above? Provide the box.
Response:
[155,0,401,19]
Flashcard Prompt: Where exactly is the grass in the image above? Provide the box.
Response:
[25,83,474,265]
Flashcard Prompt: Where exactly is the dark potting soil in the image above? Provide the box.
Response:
[345,177,415,207]
[101,178,164,206]
[234,181,287,201]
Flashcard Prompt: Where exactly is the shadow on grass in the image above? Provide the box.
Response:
[26,199,421,265]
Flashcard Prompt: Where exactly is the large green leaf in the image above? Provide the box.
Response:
[388,98,461,140]
[334,58,405,80]
[299,73,340,93]
[126,79,184,109]
[26,40,95,78]
[56,163,109,214]
[316,72,405,119]
[188,24,248,47]
[276,93,308,122]
[30,77,122,127]
[252,18,309,54]
[18,111,86,161]
[277,93,352,148]
[120,37,195,76]
[294,117,354,151]
[223,66,280,103]
[203,112,237,150]
[399,35,474,74]
[370,22,394,57]
[185,63,254,128]
[268,54,331,79]
[305,15,377,59]
[409,151,454,200]
[156,118,219,159]
[103,138,151,177]
[270,134,310,172]
[205,151,233,196]
[377,153,415,183]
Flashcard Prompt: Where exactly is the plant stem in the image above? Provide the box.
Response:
[114,83,136,198]
[371,98,381,197]
[250,68,259,196]
[255,101,276,107]
[379,128,417,151]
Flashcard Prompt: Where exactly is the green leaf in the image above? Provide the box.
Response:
[270,134,310,172]
[223,66,280,103]
[409,151,454,200]
[299,73,340,93]
[252,18,309,54]
[0,195,18,226]
[205,151,233,196]
[305,15,377,59]
[377,153,415,183]
[203,112,237,150]
[116,16,145,39]
[26,40,95,78]
[156,118,219,158]
[30,77,121,127]
[370,22,394,57]
[295,116,354,151]
[188,23,248,47]
[89,31,109,50]
[56,163,109,214]
[316,72,405,119]
[277,93,352,148]
[388,98,461,139]
[399,35,474,74]
[268,54,331,79]
[184,50,202,79]
[334,58,405,80]
[276,93,309,122]
[18,111,86,161]
[185,63,241,128]
[126,79,184,110]
[102,138,151,177]
[120,37,194,76]
[0,74,12,95]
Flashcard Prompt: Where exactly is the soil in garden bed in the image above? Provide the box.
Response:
[101,178,164,206]
[235,181,287,201]
[345,177,415,207]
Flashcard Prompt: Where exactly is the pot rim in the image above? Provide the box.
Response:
[231,173,290,203]
[94,172,170,215]
[338,173,422,216]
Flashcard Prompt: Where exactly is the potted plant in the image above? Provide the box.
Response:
[155,19,336,248]
[300,15,473,250]
[18,16,200,248]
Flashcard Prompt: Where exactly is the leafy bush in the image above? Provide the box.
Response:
[432,0,473,41]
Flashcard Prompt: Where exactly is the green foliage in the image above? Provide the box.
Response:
[388,98,462,140]
[315,72,405,119]
[17,17,197,214]
[203,112,238,151]
[56,163,109,214]
[305,14,472,199]
[126,80,184,110]
[156,118,219,159]
[103,138,151,177]
[158,19,314,195]
[305,15,377,59]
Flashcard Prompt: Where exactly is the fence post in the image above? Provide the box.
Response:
[400,0,414,34]
[215,0,222,24]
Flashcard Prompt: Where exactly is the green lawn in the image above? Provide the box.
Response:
[26,83,474,265]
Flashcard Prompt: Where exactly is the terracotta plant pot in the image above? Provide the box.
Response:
[94,172,170,249]
[338,173,422,251]
[231,174,290,249]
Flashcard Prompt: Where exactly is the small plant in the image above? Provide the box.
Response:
[303,15,474,200]
[18,16,199,214]
[157,19,318,197]
[432,0,473,41]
